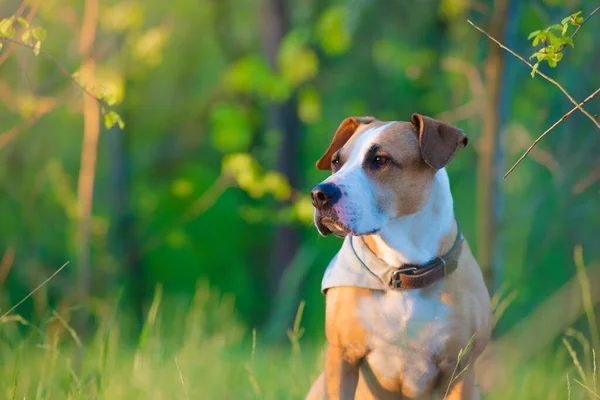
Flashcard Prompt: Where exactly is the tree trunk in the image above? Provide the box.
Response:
[261,0,301,295]
[477,0,511,291]
[74,0,99,338]
[106,105,144,328]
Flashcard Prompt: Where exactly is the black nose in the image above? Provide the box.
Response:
[311,183,341,209]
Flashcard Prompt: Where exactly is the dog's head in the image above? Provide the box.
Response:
[311,114,467,237]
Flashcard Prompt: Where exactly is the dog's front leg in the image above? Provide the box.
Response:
[325,344,359,400]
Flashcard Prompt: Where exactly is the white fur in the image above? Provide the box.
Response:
[358,284,450,396]
[370,168,454,265]
[356,170,455,396]
[321,123,393,235]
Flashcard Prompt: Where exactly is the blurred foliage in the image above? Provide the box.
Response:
[1,0,600,396]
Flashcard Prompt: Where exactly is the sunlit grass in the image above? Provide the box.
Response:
[0,282,322,399]
[0,249,598,399]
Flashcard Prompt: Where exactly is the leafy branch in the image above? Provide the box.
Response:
[0,16,124,129]
[468,9,600,178]
[527,11,583,74]
[527,7,600,75]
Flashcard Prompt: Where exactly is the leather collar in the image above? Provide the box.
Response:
[352,223,464,290]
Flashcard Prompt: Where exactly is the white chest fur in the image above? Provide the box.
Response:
[357,283,450,396]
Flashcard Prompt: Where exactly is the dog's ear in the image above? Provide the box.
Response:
[411,113,468,169]
[316,116,375,170]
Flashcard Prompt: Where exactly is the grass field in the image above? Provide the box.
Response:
[1,283,599,399]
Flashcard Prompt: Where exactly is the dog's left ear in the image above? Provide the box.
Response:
[411,113,468,169]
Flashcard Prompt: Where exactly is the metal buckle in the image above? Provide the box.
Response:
[438,257,447,277]
[390,266,418,289]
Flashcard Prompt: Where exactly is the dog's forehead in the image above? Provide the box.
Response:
[344,120,418,160]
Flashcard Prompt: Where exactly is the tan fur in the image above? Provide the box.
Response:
[307,240,491,399]
[367,123,436,217]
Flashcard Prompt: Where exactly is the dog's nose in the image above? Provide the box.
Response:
[311,183,341,209]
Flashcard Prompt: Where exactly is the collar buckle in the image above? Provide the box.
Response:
[390,266,418,289]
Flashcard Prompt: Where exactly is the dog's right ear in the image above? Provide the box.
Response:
[316,117,375,170]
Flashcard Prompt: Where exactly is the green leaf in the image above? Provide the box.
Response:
[31,26,46,41]
[16,17,29,29]
[104,110,125,129]
[575,17,584,25]
[561,16,571,25]
[527,30,541,40]
[21,29,31,43]
[532,36,540,47]
[529,51,543,61]
[530,62,539,78]
[562,23,568,36]
[547,32,560,48]
[33,40,41,56]
[547,58,557,68]
[564,37,574,47]
[0,17,14,37]
[549,24,563,32]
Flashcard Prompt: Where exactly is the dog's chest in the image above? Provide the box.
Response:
[357,287,450,396]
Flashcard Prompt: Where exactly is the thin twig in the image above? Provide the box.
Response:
[0,36,109,115]
[0,261,69,321]
[504,87,600,178]
[467,19,600,128]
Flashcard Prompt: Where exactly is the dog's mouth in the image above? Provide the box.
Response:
[318,216,349,238]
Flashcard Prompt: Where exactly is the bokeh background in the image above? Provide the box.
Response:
[1,0,599,398]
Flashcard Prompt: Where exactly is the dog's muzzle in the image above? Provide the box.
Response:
[312,183,347,237]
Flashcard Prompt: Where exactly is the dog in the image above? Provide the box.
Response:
[305,114,492,399]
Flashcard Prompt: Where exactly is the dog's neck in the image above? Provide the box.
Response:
[364,168,456,266]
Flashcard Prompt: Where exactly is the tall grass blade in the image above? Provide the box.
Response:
[565,328,591,374]
[444,333,476,398]
[139,284,163,348]
[51,309,83,348]
[574,246,600,352]
[12,344,21,400]
[563,337,587,385]
[593,349,597,393]
[572,378,600,399]
[0,261,69,321]
[492,289,518,327]
[175,356,190,400]
[245,329,261,399]
[287,300,306,357]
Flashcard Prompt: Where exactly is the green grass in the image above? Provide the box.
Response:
[0,283,323,399]
[1,278,599,399]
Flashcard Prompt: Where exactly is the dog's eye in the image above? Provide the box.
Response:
[373,155,389,166]
[331,157,341,170]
